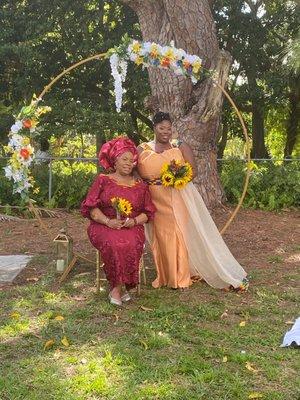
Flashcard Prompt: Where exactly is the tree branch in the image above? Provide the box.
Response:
[123,103,153,129]
[244,0,264,15]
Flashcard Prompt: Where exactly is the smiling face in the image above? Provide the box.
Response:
[154,120,172,144]
[114,151,134,176]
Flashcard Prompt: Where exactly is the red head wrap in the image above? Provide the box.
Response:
[98,137,138,170]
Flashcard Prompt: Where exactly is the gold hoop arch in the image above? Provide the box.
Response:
[33,51,251,235]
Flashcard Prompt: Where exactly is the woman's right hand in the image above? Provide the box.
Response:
[106,218,123,229]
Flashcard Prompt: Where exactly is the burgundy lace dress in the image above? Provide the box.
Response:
[81,174,156,289]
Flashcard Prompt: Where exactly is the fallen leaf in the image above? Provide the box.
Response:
[221,311,228,319]
[239,321,246,327]
[44,339,55,350]
[285,320,294,325]
[139,339,148,350]
[245,362,259,373]
[114,314,119,322]
[26,277,39,282]
[54,315,65,321]
[140,306,154,312]
[53,350,61,359]
[72,296,86,301]
[61,336,70,347]
[222,356,228,363]
[10,311,21,319]
[249,392,263,399]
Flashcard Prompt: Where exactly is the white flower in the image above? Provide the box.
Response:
[185,54,201,64]
[10,120,23,134]
[140,41,152,56]
[174,47,186,60]
[161,46,170,56]
[119,59,128,82]
[12,170,25,183]
[110,53,127,113]
[15,180,31,194]
[9,134,23,149]
[129,53,138,62]
[4,165,13,179]
[20,157,33,167]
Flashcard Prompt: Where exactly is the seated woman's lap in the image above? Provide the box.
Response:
[88,224,144,287]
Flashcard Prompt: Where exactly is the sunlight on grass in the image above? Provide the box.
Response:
[0,262,299,400]
[0,318,31,339]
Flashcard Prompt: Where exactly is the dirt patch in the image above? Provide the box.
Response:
[0,207,299,288]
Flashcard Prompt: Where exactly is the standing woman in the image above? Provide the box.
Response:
[137,112,248,291]
[81,137,156,305]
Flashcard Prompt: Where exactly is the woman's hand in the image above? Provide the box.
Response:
[122,218,135,228]
[179,142,198,178]
[107,218,123,229]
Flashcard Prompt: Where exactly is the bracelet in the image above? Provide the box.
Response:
[133,217,138,225]
[104,217,110,226]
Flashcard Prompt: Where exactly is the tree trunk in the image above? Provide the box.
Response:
[284,75,300,158]
[121,0,232,207]
[247,72,268,159]
[251,103,267,158]
[217,117,229,160]
[96,132,105,173]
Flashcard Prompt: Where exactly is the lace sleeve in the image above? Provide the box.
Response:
[80,175,105,219]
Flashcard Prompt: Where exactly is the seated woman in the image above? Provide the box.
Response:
[81,137,156,306]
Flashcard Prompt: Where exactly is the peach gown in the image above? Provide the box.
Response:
[138,141,248,291]
[138,142,192,288]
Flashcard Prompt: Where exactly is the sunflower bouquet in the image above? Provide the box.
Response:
[111,197,133,219]
[160,159,193,189]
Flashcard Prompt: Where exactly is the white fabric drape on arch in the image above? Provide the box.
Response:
[145,182,247,289]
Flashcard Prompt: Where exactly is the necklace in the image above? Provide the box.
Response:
[111,173,135,186]
[153,140,172,153]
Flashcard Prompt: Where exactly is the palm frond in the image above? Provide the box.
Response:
[0,213,23,222]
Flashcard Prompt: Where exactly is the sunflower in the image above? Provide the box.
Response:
[184,163,193,181]
[160,163,170,175]
[111,197,133,216]
[118,198,133,216]
[161,172,175,187]
[174,178,187,189]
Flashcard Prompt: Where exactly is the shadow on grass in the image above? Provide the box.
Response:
[0,257,299,400]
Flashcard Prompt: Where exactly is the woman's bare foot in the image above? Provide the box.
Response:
[110,286,122,301]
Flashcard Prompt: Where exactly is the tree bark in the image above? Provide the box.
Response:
[121,0,232,206]
[251,103,267,158]
[246,72,268,159]
[217,117,228,161]
[284,75,300,158]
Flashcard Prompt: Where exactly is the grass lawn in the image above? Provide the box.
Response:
[0,256,299,400]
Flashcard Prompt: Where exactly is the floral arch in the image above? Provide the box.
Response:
[3,37,251,234]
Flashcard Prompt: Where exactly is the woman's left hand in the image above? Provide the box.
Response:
[122,218,135,228]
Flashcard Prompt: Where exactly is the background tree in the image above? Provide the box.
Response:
[214,0,299,159]
[282,30,300,158]
[121,0,232,206]
[0,0,150,153]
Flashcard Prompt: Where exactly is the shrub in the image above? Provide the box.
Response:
[220,159,300,210]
